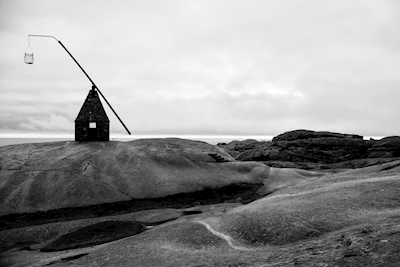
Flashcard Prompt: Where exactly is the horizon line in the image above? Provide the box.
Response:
[0,133,275,140]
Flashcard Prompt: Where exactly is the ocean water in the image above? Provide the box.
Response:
[0,136,273,147]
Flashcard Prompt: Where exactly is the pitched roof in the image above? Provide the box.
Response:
[75,89,109,122]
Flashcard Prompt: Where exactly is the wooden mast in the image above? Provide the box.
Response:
[27,35,131,135]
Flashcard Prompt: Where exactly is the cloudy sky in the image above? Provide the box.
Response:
[1,0,400,139]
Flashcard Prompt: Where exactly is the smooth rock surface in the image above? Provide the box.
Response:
[0,138,268,216]
[3,160,398,267]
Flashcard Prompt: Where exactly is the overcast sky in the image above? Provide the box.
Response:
[1,0,400,138]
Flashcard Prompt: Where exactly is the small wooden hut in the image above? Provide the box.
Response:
[75,87,109,141]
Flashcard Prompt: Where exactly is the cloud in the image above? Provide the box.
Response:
[1,0,400,137]
[19,114,73,131]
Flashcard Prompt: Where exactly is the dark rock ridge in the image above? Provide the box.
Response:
[272,129,364,142]
[218,129,400,166]
[0,182,263,231]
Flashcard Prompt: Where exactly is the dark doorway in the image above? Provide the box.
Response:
[88,122,97,140]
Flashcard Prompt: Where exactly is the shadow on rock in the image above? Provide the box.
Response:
[41,220,146,252]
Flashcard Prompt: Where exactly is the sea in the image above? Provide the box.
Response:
[0,135,274,147]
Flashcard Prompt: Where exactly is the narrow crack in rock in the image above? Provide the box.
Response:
[83,161,92,174]
[82,175,134,199]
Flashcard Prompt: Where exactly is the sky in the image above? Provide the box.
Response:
[1,0,400,139]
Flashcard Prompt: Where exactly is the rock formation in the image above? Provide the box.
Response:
[1,133,400,267]
[218,129,400,168]
[0,138,268,216]
[2,159,399,267]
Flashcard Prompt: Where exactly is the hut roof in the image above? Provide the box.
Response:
[75,89,109,122]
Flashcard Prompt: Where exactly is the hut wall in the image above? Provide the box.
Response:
[75,121,109,141]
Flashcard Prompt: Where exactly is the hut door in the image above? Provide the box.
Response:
[88,122,98,140]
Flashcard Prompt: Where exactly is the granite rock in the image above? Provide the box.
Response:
[218,130,400,167]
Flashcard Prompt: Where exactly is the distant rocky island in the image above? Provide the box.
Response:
[1,129,400,267]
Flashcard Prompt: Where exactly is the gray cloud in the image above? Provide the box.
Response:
[1,0,400,137]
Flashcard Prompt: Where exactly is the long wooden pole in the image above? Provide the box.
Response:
[28,35,131,135]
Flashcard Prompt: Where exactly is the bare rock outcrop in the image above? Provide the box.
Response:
[272,129,363,142]
[0,138,268,216]
[218,130,400,168]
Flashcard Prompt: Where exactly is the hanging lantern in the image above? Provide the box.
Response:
[24,36,34,64]
[24,52,33,64]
